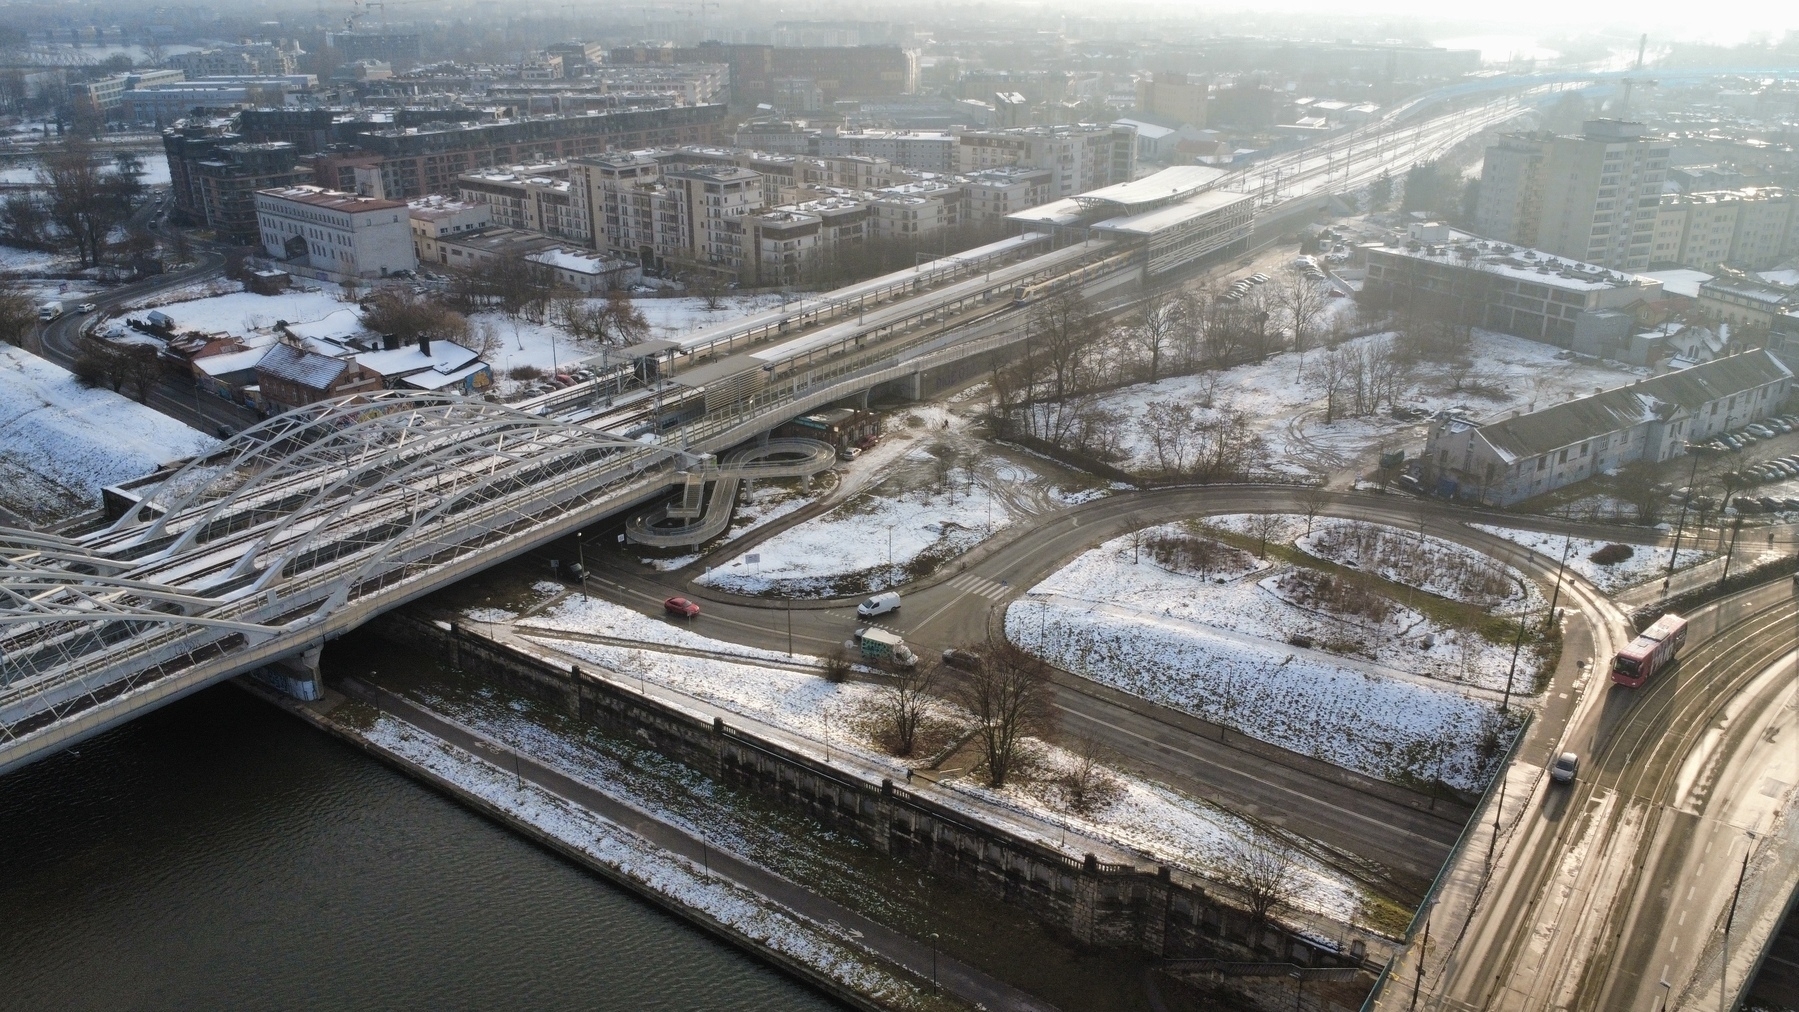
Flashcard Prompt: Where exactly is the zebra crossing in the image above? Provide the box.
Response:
[946,573,1011,601]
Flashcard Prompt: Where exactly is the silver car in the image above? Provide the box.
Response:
[1549,752,1579,784]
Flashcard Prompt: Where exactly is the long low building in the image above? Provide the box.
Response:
[1362,222,1664,354]
[1005,165,1253,275]
[1423,350,1793,505]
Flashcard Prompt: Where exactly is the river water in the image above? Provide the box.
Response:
[0,684,839,1012]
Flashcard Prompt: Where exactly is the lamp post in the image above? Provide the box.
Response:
[1502,576,1528,714]
[930,932,939,991]
[576,531,587,599]
[1662,443,1705,596]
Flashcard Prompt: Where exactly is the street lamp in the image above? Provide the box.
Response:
[930,932,939,991]
[1662,443,1706,596]
[576,531,587,599]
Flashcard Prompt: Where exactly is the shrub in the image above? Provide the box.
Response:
[1589,543,1634,566]
[509,364,543,381]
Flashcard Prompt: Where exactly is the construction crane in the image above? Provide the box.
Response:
[342,0,439,32]
[1618,34,1655,119]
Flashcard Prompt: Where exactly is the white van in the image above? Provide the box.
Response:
[856,591,901,617]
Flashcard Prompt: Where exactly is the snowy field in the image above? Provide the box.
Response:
[499,595,1367,925]
[0,345,217,522]
[1010,519,1532,790]
[697,451,1021,598]
[361,715,934,1009]
[125,285,353,333]
[1469,524,1715,594]
[1089,328,1645,478]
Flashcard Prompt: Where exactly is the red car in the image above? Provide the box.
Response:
[664,596,700,618]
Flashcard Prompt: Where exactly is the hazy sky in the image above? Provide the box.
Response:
[1159,1,1799,43]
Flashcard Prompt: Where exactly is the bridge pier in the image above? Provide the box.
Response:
[251,645,324,702]
[907,371,924,401]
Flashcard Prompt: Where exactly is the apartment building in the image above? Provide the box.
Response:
[962,166,1054,223]
[812,130,957,173]
[172,139,312,242]
[167,43,301,78]
[1651,188,1799,271]
[572,154,764,275]
[1135,72,1208,128]
[1532,120,1671,272]
[457,164,589,244]
[955,124,1136,199]
[255,185,417,279]
[1473,132,1553,247]
[1698,274,1799,331]
[869,179,965,240]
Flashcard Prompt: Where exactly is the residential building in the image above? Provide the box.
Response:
[1134,73,1208,128]
[609,43,917,107]
[520,55,564,81]
[960,166,1054,223]
[1532,120,1671,272]
[127,77,315,122]
[407,195,492,265]
[255,341,382,412]
[1697,274,1799,331]
[165,133,312,241]
[1361,223,1665,354]
[546,42,605,78]
[869,179,965,240]
[356,339,484,388]
[72,69,186,115]
[166,43,301,78]
[304,104,727,199]
[812,130,957,173]
[458,164,589,244]
[324,32,423,69]
[1651,189,1799,271]
[255,185,416,279]
[955,124,1137,200]
[1473,132,1553,247]
[572,154,764,275]
[1422,351,1793,505]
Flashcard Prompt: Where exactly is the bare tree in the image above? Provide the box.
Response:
[1610,461,1665,525]
[872,661,938,757]
[41,140,135,266]
[958,642,1051,789]
[1246,513,1285,558]
[1278,273,1328,358]
[362,289,471,349]
[1219,828,1301,927]
[1307,344,1349,424]
[1048,735,1124,815]
[0,287,36,348]
[1031,290,1100,403]
[1133,289,1189,383]
[822,645,853,684]
[1297,485,1329,536]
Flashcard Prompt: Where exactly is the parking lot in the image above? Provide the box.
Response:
[1674,412,1799,518]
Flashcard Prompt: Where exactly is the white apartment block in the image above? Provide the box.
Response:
[812,130,958,173]
[458,165,589,245]
[1533,120,1670,272]
[954,124,1137,200]
[571,154,764,274]
[962,166,1055,223]
[1652,188,1799,271]
[256,185,417,279]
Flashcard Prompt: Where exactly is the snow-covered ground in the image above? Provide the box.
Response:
[0,345,217,522]
[0,244,70,273]
[697,451,1020,598]
[124,286,352,334]
[1469,524,1715,594]
[1293,517,1533,611]
[1009,520,1531,790]
[361,715,933,1009]
[1087,329,1645,478]
[493,595,1368,924]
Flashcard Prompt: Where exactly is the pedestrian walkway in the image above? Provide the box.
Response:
[946,572,1011,601]
[342,677,1058,1012]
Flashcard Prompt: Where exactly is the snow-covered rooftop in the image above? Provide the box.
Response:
[356,340,479,378]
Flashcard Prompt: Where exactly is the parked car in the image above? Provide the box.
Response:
[663,596,700,618]
[837,445,861,461]
[1748,424,1776,439]
[1249,272,1269,283]
[1760,497,1783,512]
[1782,497,1799,511]
[1549,752,1580,784]
[857,591,902,617]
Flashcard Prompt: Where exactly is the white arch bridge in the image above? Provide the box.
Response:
[0,392,705,775]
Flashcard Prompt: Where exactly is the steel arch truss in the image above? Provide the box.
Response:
[2,391,682,741]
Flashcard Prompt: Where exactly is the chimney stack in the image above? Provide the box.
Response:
[419,336,431,357]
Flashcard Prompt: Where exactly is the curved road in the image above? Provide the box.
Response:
[492,483,1640,909]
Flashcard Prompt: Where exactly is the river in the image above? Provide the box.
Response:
[0,683,840,1012]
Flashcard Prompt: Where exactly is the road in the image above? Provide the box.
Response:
[32,210,254,439]
[454,483,1648,909]
[1379,577,1799,1011]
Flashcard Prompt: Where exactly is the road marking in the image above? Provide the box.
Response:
[1670,936,1679,953]
[947,573,1011,601]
